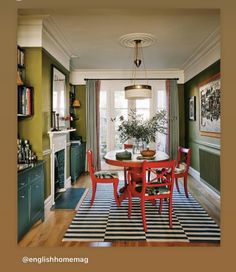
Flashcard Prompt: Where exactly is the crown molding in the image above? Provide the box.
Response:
[17,15,73,70]
[182,27,220,82]
[43,16,74,59]
[69,69,184,85]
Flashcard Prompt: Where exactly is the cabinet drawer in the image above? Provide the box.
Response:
[28,166,43,183]
[18,174,27,189]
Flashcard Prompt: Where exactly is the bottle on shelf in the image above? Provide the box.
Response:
[17,138,37,164]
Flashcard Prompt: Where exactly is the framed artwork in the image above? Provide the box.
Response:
[199,73,220,137]
[189,96,196,121]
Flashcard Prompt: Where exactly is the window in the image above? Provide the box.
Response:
[99,80,168,161]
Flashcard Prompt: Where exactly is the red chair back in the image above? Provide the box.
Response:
[124,144,133,149]
[141,160,176,197]
[177,147,191,171]
[87,149,95,176]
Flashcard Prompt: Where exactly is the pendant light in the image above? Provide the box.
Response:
[124,38,152,99]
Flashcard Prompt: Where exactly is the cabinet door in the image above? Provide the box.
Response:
[30,179,44,225]
[77,145,83,176]
[71,145,80,183]
[81,142,86,173]
[18,186,29,241]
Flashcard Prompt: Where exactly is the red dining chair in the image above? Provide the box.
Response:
[127,160,176,231]
[123,144,133,185]
[87,149,120,206]
[174,147,192,198]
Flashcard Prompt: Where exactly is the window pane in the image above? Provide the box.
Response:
[115,91,128,108]
[100,91,107,108]
[157,90,166,110]
[136,99,150,109]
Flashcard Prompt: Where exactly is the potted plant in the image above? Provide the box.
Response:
[112,109,167,154]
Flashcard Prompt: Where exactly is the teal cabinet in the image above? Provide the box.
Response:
[70,142,86,183]
[30,179,44,224]
[18,186,29,240]
[17,161,44,241]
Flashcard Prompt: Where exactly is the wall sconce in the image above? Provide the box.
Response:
[73,99,81,107]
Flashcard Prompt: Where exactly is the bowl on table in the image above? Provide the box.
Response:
[140,148,156,157]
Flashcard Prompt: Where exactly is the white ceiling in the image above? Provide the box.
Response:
[19,9,220,70]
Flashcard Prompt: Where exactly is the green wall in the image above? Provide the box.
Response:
[18,48,43,159]
[18,47,71,199]
[184,60,220,191]
[178,84,185,147]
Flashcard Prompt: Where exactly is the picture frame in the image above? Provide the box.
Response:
[199,73,221,138]
[189,96,196,121]
[51,66,66,129]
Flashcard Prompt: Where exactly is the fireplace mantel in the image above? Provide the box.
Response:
[48,128,76,137]
[48,128,75,205]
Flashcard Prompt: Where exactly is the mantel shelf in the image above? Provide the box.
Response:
[48,129,76,136]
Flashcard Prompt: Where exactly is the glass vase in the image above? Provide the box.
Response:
[132,139,144,154]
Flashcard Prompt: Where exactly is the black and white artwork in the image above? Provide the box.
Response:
[199,75,220,135]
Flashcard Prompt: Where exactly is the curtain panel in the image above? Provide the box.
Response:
[85,80,101,170]
[166,79,179,161]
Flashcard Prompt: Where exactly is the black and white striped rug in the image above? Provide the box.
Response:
[63,183,220,243]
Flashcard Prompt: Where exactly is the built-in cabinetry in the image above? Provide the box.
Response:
[18,161,45,241]
[70,141,86,183]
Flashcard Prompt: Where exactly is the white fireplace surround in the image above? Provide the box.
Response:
[48,129,75,205]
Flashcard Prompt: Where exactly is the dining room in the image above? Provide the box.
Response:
[16,7,220,247]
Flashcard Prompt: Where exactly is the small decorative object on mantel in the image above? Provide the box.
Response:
[56,113,60,131]
[51,111,58,131]
[112,109,167,154]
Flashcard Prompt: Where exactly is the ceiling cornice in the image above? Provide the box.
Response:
[43,15,75,58]
[182,26,220,70]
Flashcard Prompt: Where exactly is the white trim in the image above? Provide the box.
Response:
[65,176,71,189]
[43,16,74,59]
[17,15,43,47]
[189,166,200,181]
[183,27,220,82]
[43,149,51,156]
[17,15,72,71]
[44,195,53,219]
[42,16,72,71]
[189,167,220,198]
[69,69,184,85]
[66,142,71,147]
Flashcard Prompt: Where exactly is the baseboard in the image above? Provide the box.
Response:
[65,176,71,189]
[44,195,53,219]
[189,166,200,181]
[189,166,220,199]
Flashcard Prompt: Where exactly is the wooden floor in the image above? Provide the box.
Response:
[18,169,220,247]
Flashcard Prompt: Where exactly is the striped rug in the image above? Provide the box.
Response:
[63,183,220,243]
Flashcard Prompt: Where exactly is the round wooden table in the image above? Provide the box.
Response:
[104,149,169,168]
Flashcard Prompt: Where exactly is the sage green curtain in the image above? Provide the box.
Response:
[85,80,100,170]
[168,79,179,161]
